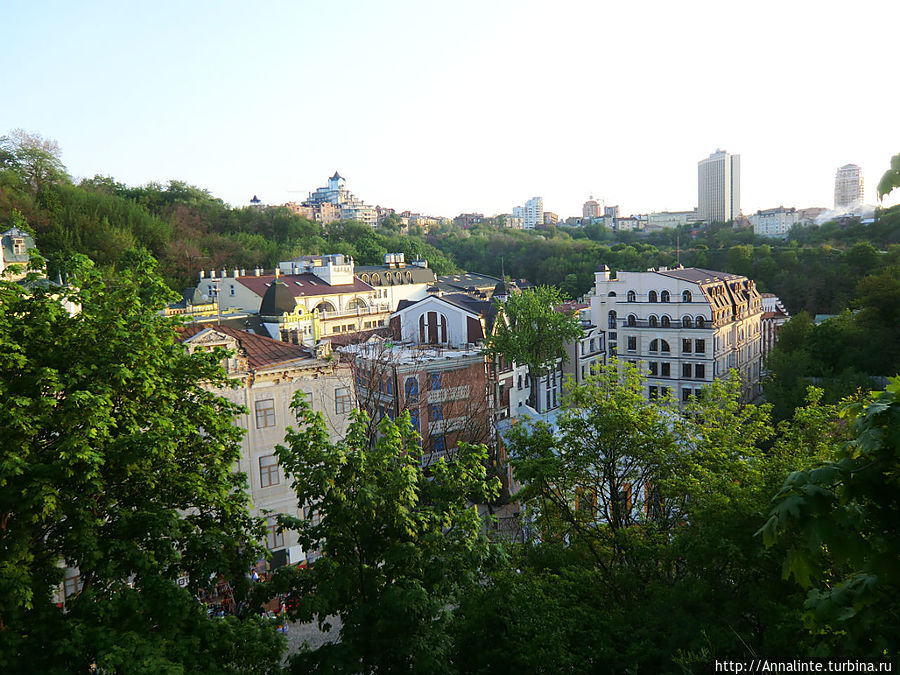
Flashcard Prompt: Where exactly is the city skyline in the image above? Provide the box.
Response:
[2,1,899,219]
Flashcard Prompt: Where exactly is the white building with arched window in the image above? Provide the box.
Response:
[589,265,763,402]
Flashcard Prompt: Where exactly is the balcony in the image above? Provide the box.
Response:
[317,303,391,320]
[620,319,713,330]
[427,386,470,403]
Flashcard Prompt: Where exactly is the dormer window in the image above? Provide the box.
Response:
[12,237,26,255]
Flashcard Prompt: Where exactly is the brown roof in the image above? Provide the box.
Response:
[236,273,374,299]
[177,324,313,369]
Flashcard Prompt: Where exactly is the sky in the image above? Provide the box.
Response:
[2,0,899,218]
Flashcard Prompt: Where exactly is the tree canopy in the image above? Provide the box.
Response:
[0,253,283,673]
[270,402,500,673]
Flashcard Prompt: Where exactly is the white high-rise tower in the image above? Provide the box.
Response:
[834,164,863,210]
[698,150,741,223]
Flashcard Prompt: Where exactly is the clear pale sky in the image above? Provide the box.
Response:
[2,0,899,218]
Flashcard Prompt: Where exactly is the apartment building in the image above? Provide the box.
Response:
[590,265,763,402]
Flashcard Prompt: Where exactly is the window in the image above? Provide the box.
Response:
[649,362,658,376]
[430,403,443,421]
[649,290,658,303]
[660,386,669,398]
[409,408,420,432]
[660,339,670,353]
[649,386,658,400]
[517,374,523,390]
[682,388,692,402]
[576,487,598,518]
[265,516,284,550]
[695,339,706,354]
[682,363,692,378]
[627,336,637,351]
[608,291,617,297]
[63,573,83,598]
[695,364,705,379]
[430,372,442,390]
[12,237,26,255]
[627,314,637,327]
[649,339,659,352]
[682,290,692,303]
[661,290,670,303]
[682,316,693,328]
[627,290,636,302]
[696,316,706,328]
[259,455,280,488]
[589,338,595,352]
[433,435,446,454]
[617,483,633,513]
[661,362,670,377]
[649,315,658,328]
[335,387,352,414]
[608,310,617,329]
[405,377,419,401]
[386,378,393,395]
[661,315,670,328]
[682,338,692,354]
[255,399,276,428]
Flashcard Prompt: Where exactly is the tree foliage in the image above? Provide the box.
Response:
[0,253,281,673]
[876,152,900,201]
[485,285,583,377]
[760,378,900,658]
[272,402,500,673]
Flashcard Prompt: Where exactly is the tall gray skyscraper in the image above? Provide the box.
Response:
[834,164,863,210]
[698,150,741,222]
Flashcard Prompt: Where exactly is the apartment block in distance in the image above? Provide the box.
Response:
[590,265,763,402]
[834,164,864,211]
[698,150,740,222]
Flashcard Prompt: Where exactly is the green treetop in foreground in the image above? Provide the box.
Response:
[0,253,283,674]
[269,402,500,674]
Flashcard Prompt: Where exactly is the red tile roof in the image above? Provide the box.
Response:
[236,273,373,299]
[177,324,313,370]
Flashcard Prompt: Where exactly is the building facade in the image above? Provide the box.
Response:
[181,327,352,567]
[590,265,763,402]
[698,150,741,222]
[750,207,800,238]
[834,164,864,211]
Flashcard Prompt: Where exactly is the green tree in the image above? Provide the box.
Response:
[760,378,900,658]
[0,254,282,673]
[485,285,583,407]
[876,152,900,200]
[273,403,500,673]
[0,129,67,193]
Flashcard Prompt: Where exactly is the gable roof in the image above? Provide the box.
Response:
[177,324,312,369]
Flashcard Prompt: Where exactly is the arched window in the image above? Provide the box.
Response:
[608,310,617,329]
[649,339,659,352]
[660,339,671,353]
[649,290,658,303]
[361,274,370,283]
[405,376,418,401]
[661,290,670,303]
[347,298,367,310]
[695,316,706,328]
[608,291,617,297]
[371,273,381,285]
[418,311,448,344]
[661,315,671,328]
[649,315,658,328]
[315,300,336,313]
[627,290,636,303]
[682,290,692,303]
[627,314,637,327]
[682,316,693,328]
